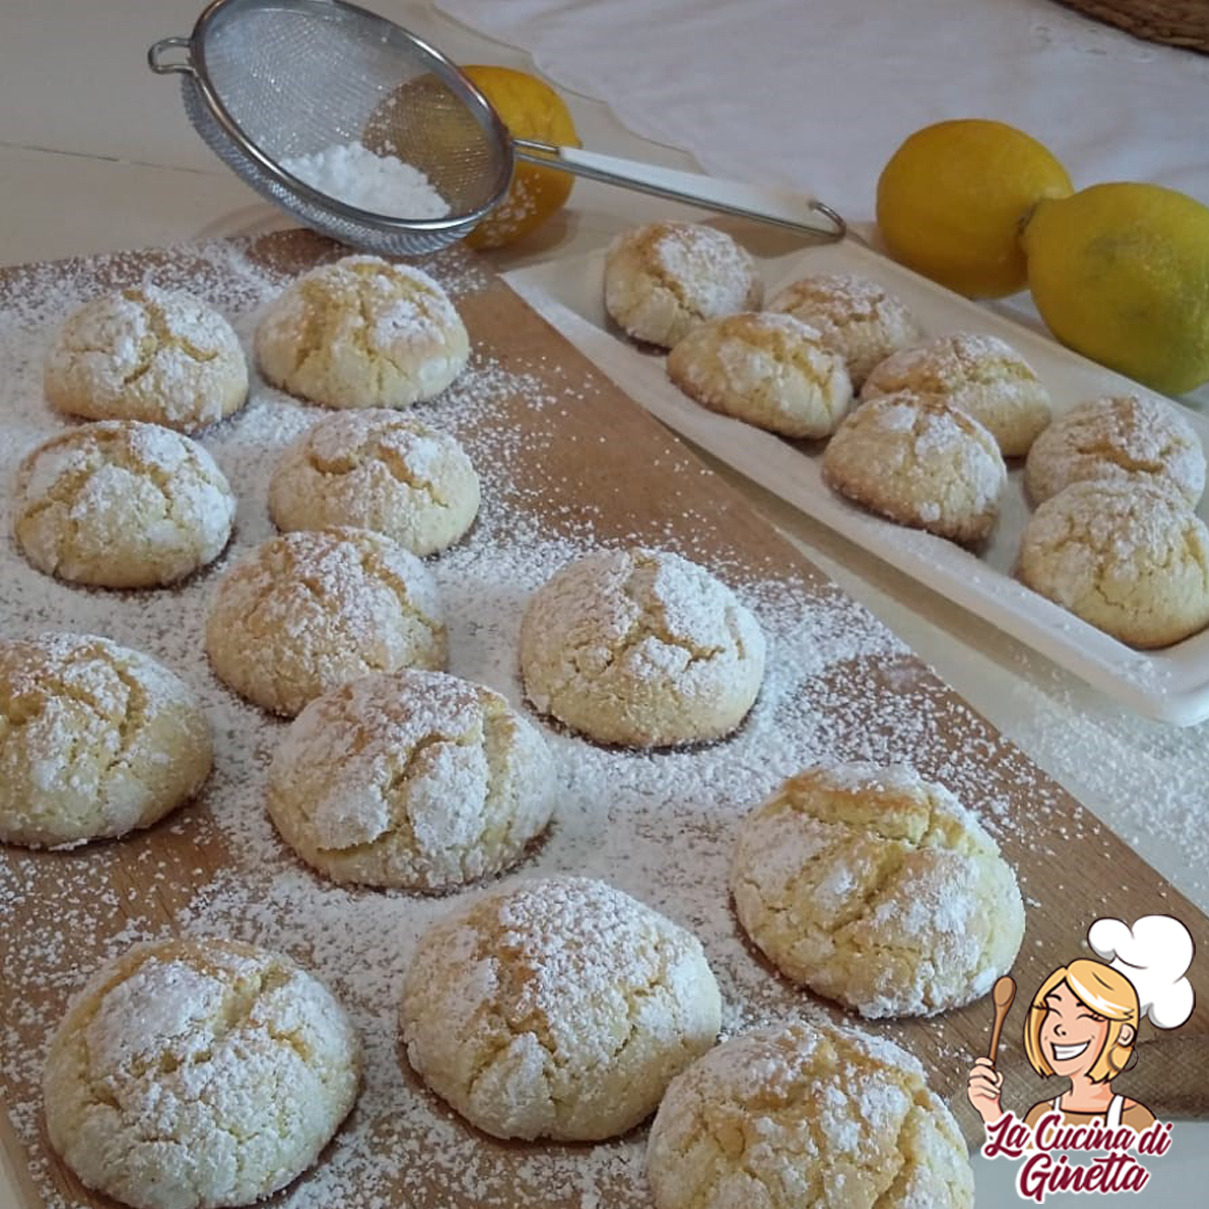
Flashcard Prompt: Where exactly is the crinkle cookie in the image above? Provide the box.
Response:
[822,392,1006,544]
[1019,479,1209,648]
[604,222,762,348]
[11,420,235,589]
[0,634,211,849]
[256,255,468,410]
[646,1020,974,1209]
[268,410,479,555]
[43,937,360,1209]
[400,876,722,1141]
[667,312,852,439]
[520,547,766,748]
[861,332,1052,457]
[767,272,920,388]
[730,762,1025,1017]
[44,286,248,433]
[205,527,446,717]
[1023,393,1205,506]
[268,669,555,889]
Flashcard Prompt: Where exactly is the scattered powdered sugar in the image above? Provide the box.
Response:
[0,233,1145,1207]
[280,142,451,219]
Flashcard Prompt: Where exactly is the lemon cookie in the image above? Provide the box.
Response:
[1023,394,1205,506]
[268,410,479,555]
[268,669,555,889]
[822,393,1006,544]
[767,272,921,388]
[256,254,469,410]
[44,286,248,433]
[400,876,722,1141]
[646,1020,974,1209]
[667,312,852,439]
[44,937,360,1209]
[520,547,765,748]
[862,332,1052,457]
[730,763,1024,1018]
[1019,479,1209,648]
[0,634,211,849]
[11,420,236,589]
[205,527,446,717]
[604,222,762,348]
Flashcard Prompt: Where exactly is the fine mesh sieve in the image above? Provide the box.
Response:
[148,0,514,256]
[150,0,846,256]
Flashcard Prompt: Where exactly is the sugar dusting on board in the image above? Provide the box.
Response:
[0,232,1182,1208]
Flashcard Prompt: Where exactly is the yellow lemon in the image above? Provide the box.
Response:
[1022,183,1209,395]
[876,119,1072,298]
[461,65,579,250]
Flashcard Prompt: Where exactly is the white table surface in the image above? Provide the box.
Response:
[1,2,1206,1206]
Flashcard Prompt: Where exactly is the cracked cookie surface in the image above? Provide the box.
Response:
[822,391,1006,544]
[267,669,554,889]
[604,222,762,349]
[767,272,920,389]
[255,255,468,410]
[44,286,248,433]
[730,763,1024,1018]
[520,547,766,748]
[399,876,722,1141]
[11,419,236,588]
[268,409,479,555]
[43,937,360,1209]
[1019,478,1209,648]
[646,1020,974,1209]
[1024,393,1205,506]
[0,633,211,848]
[861,332,1052,457]
[205,527,446,717]
[667,312,852,439]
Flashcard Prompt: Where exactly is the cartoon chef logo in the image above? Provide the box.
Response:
[967,915,1195,1201]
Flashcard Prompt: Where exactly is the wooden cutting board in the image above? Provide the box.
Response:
[0,229,1205,1208]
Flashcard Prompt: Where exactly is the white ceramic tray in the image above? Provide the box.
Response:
[504,240,1209,726]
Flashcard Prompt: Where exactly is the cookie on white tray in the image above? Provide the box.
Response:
[730,762,1025,1017]
[256,255,468,410]
[400,876,722,1141]
[604,222,762,348]
[667,311,852,439]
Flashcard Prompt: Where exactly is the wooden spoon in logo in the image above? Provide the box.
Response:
[988,975,1016,1062]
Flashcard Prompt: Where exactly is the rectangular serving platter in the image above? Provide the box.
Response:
[505,239,1209,725]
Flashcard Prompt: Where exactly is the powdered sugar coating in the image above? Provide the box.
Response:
[268,669,555,889]
[604,223,763,348]
[730,762,1025,1017]
[268,410,480,555]
[767,272,921,388]
[279,143,450,219]
[646,1020,973,1209]
[520,547,766,747]
[11,420,235,589]
[43,937,360,1209]
[667,311,852,439]
[44,286,248,433]
[400,876,722,1141]
[823,392,1006,544]
[1024,394,1206,506]
[0,633,211,848]
[862,331,1052,457]
[205,527,447,717]
[256,255,469,410]
[1020,479,1209,648]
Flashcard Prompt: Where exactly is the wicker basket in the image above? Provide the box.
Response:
[1057,1,1209,52]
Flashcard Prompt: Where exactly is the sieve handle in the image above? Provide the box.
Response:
[148,37,196,76]
[513,138,845,241]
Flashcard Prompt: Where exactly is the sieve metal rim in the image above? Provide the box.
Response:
[149,0,515,237]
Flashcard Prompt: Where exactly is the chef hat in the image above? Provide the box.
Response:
[1088,915,1196,1030]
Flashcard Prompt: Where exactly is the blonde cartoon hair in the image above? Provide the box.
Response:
[1025,959,1140,1082]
